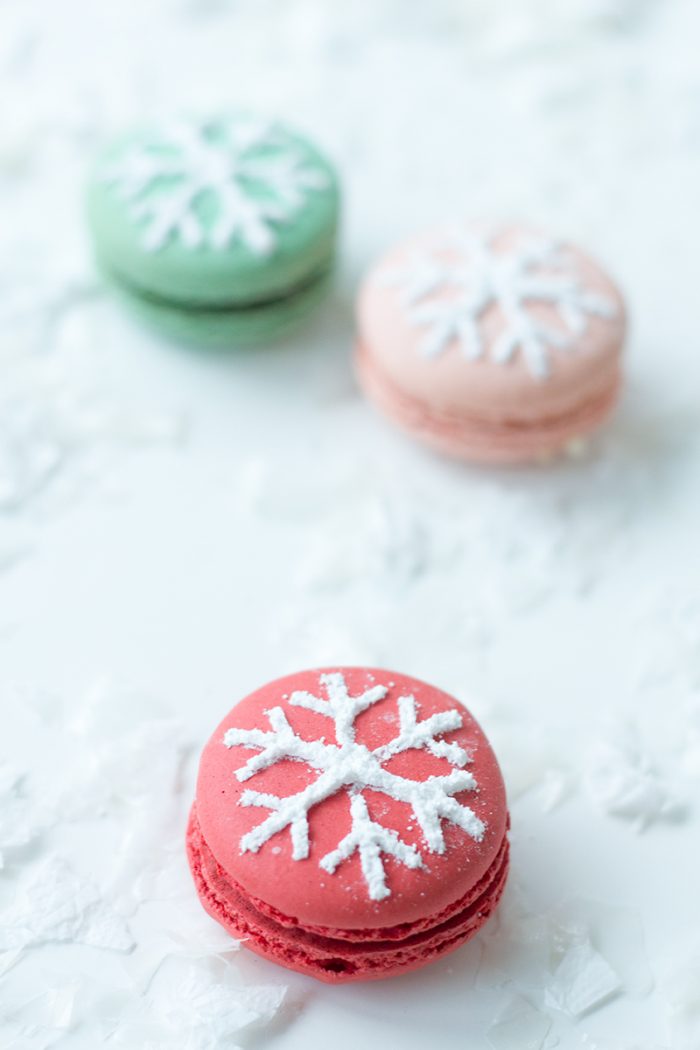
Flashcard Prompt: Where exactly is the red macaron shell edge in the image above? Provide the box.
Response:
[187,803,510,983]
[194,667,509,933]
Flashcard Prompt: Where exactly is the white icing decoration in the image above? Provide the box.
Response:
[381,228,617,380]
[102,115,329,255]
[223,672,484,901]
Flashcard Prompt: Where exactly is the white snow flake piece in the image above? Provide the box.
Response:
[0,762,41,867]
[111,955,286,1050]
[486,994,551,1050]
[663,953,700,1050]
[3,981,79,1049]
[224,672,484,900]
[381,227,617,380]
[478,890,644,1025]
[545,941,621,1017]
[584,738,685,829]
[58,698,194,911]
[103,115,329,255]
[478,891,550,994]
[550,897,653,997]
[0,855,134,953]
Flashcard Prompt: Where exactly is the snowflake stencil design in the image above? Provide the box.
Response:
[223,673,484,901]
[382,228,617,380]
[102,116,329,255]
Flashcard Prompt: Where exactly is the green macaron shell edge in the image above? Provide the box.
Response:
[86,120,340,308]
[108,263,334,348]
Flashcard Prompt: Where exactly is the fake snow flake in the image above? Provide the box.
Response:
[3,982,79,1049]
[103,115,329,255]
[663,953,700,1050]
[478,890,647,1021]
[297,498,430,591]
[0,762,42,868]
[382,227,616,379]
[550,897,653,998]
[0,855,134,953]
[545,941,621,1017]
[224,672,484,901]
[584,738,685,830]
[486,994,551,1050]
[111,955,286,1050]
[52,680,195,913]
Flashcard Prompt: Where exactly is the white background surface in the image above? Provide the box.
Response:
[1,1,700,1047]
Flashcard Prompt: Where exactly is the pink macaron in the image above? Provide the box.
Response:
[187,667,509,983]
[356,222,627,464]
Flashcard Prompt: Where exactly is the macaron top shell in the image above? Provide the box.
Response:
[87,114,339,306]
[357,224,626,424]
[195,667,508,931]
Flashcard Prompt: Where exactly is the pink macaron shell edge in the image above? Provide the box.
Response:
[356,338,621,464]
[356,223,627,428]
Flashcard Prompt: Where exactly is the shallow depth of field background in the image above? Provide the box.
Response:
[1,2,700,1048]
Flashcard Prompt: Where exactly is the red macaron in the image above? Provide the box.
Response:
[187,667,509,983]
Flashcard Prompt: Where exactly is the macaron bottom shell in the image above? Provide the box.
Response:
[186,805,509,984]
[356,340,621,466]
[103,263,334,348]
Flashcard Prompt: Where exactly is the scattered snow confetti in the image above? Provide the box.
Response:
[274,613,383,672]
[0,367,185,516]
[479,711,575,811]
[681,692,700,777]
[479,889,649,1024]
[487,994,551,1050]
[545,941,621,1017]
[578,1035,664,1050]
[0,540,33,576]
[49,681,195,913]
[0,856,134,953]
[3,982,80,1049]
[663,954,700,1050]
[478,890,553,995]
[550,898,653,997]
[0,762,41,868]
[0,248,97,348]
[110,955,287,1050]
[296,499,431,591]
[584,738,686,829]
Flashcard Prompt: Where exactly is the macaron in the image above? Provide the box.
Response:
[86,114,340,346]
[356,223,626,464]
[187,667,509,983]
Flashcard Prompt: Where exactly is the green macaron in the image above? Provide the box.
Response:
[86,114,340,346]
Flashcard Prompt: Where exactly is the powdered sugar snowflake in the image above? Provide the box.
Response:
[382,228,618,380]
[102,116,329,255]
[223,672,484,901]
